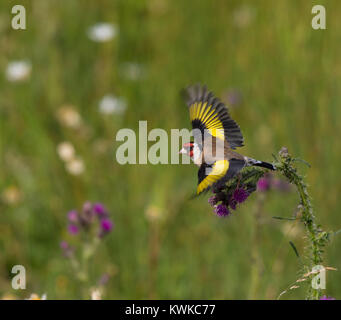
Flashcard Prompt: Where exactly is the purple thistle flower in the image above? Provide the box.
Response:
[257,177,270,192]
[208,196,218,207]
[98,218,114,238]
[233,188,249,203]
[67,210,78,223]
[68,224,79,235]
[94,203,108,217]
[320,295,335,300]
[64,201,113,240]
[214,204,230,217]
[101,218,113,231]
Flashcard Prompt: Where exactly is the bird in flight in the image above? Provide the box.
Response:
[179,84,275,195]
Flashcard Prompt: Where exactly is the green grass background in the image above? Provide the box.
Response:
[0,0,340,299]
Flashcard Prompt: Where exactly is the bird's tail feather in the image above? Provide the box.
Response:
[246,158,276,170]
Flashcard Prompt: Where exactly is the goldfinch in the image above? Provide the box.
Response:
[180,84,275,195]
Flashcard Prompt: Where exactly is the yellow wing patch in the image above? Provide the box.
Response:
[207,128,225,141]
[197,160,230,195]
[189,102,225,141]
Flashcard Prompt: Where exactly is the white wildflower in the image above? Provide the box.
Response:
[56,105,82,129]
[66,157,85,175]
[99,95,127,115]
[91,288,102,300]
[57,142,75,162]
[87,23,117,42]
[6,61,31,82]
[26,293,47,300]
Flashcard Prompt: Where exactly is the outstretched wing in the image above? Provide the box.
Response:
[197,159,245,195]
[185,84,244,149]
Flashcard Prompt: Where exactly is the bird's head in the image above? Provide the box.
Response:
[179,142,194,158]
[179,142,201,160]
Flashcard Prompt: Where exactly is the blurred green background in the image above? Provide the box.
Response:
[0,0,340,299]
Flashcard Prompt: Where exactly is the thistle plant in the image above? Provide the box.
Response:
[273,147,333,300]
[209,147,336,300]
[208,166,264,215]
[60,202,114,298]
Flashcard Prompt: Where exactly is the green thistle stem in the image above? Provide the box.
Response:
[274,147,331,299]
[221,147,332,300]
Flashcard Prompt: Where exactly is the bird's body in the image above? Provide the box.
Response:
[194,141,244,166]
[180,84,275,195]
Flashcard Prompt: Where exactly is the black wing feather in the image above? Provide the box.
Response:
[184,84,244,149]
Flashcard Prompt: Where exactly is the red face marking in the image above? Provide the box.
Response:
[182,142,194,158]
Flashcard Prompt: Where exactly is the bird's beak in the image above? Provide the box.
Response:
[179,148,186,154]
